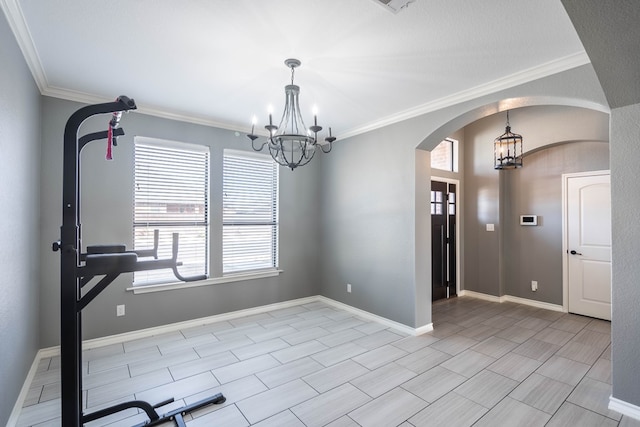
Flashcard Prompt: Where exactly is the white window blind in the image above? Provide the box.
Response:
[223,150,279,274]
[133,137,209,285]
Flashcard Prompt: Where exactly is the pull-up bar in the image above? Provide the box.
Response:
[54,96,225,427]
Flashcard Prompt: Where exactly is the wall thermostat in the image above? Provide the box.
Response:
[520,215,538,225]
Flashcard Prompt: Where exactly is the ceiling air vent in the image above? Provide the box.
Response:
[371,0,416,14]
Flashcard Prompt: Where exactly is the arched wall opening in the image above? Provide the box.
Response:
[414,98,610,325]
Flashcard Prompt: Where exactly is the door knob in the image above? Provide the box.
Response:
[570,250,583,255]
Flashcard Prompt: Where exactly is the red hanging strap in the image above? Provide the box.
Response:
[106,121,113,160]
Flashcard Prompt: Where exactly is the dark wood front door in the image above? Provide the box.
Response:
[431,181,457,301]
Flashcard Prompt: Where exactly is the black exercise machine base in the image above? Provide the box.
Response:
[82,393,226,427]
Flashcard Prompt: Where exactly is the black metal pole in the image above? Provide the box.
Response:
[59,97,136,427]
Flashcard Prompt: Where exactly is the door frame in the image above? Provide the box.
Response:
[561,169,611,314]
[431,176,461,298]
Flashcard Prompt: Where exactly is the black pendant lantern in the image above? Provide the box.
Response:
[494,111,523,170]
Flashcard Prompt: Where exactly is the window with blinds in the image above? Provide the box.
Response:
[133,137,209,285]
[223,150,279,274]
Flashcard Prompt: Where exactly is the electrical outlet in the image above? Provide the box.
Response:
[531,281,538,292]
[347,283,352,293]
[116,304,125,317]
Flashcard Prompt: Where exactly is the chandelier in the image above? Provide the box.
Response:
[494,110,523,170]
[247,58,336,170]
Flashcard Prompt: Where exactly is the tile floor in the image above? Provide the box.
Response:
[16,297,640,426]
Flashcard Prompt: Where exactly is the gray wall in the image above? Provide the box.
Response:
[319,64,609,329]
[610,103,640,408]
[463,106,609,302]
[561,0,640,410]
[39,97,322,347]
[0,12,41,425]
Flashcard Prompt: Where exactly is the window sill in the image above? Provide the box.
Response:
[126,269,283,294]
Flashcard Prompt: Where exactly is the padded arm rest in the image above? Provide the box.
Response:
[86,245,127,254]
[85,252,138,273]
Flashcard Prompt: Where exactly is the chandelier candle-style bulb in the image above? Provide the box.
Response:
[247,58,336,170]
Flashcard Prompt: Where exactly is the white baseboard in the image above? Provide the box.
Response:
[459,290,502,303]
[318,296,433,336]
[6,349,49,427]
[458,290,565,312]
[610,396,640,421]
[23,295,429,360]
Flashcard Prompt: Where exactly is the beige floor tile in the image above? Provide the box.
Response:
[392,334,440,352]
[135,371,219,404]
[251,410,306,427]
[324,416,360,427]
[395,345,451,374]
[536,355,591,386]
[440,349,496,378]
[246,325,298,343]
[471,336,518,358]
[348,387,427,427]
[271,340,328,364]
[231,338,290,361]
[556,341,604,365]
[352,344,408,370]
[429,334,479,355]
[401,365,467,403]
[291,383,371,427]
[303,359,370,393]
[188,403,249,427]
[86,368,173,408]
[408,392,487,427]
[473,396,551,427]
[587,357,612,384]
[170,350,238,381]
[256,357,324,389]
[512,338,561,361]
[546,402,618,427]
[532,327,575,346]
[19,296,616,427]
[316,328,366,347]
[128,348,199,376]
[212,354,281,384]
[567,377,621,420]
[509,373,574,414]
[350,362,416,398]
[311,342,368,367]
[352,329,403,349]
[454,369,518,408]
[495,325,538,344]
[487,352,542,382]
[193,335,254,358]
[235,379,318,424]
[281,326,330,345]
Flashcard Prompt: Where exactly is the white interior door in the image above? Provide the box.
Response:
[565,171,611,320]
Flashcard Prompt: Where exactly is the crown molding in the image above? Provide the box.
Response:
[339,51,592,139]
[3,0,591,140]
[1,0,48,92]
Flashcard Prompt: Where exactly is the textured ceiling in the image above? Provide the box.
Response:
[2,0,589,138]
[561,0,640,109]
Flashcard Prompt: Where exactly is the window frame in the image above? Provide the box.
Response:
[222,149,280,275]
[132,136,210,287]
[430,138,458,172]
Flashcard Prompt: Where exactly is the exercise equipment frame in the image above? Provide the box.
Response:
[54,96,225,426]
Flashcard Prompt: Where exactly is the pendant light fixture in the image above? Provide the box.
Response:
[247,58,336,170]
[494,110,523,170]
